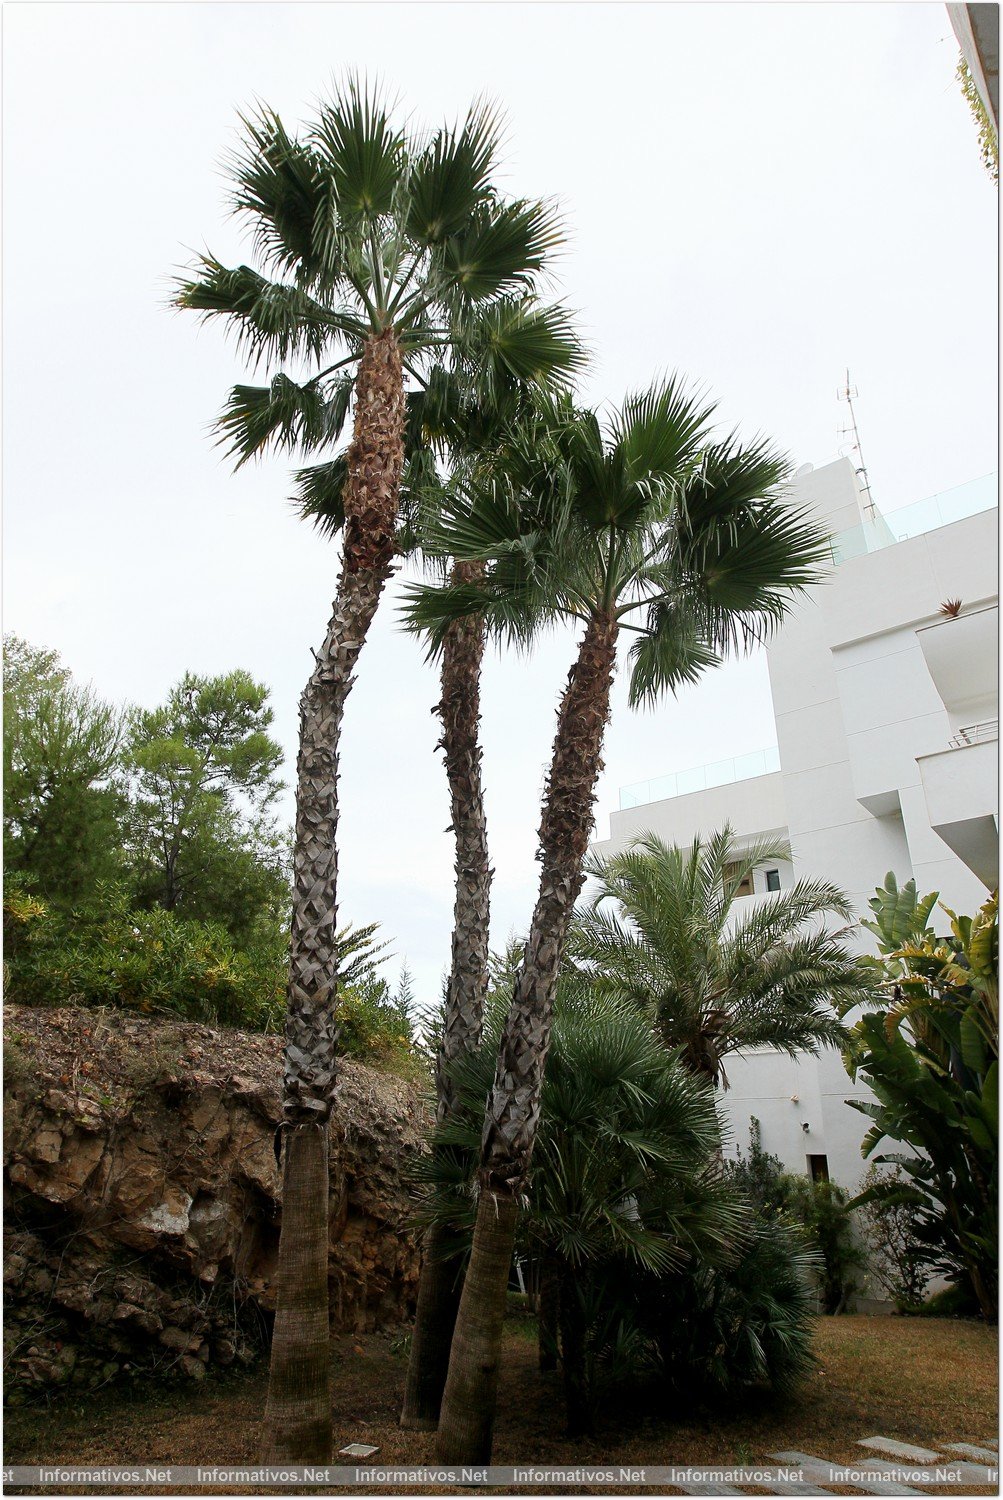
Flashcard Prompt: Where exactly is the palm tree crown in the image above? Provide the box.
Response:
[404,380,832,702]
[572,827,869,1086]
[176,82,580,527]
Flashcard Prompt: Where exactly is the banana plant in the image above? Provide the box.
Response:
[847,886,998,1319]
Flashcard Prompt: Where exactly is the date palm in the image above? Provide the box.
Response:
[572,827,864,1086]
[175,80,570,1462]
[405,380,832,1460]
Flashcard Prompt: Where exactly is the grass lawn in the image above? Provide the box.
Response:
[5,1313,997,1494]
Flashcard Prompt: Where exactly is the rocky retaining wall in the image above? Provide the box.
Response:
[3,1005,427,1399]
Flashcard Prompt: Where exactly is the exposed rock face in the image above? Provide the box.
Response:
[3,1005,428,1399]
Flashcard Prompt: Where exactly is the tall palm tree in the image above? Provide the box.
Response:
[298,345,585,1434]
[571,827,865,1086]
[175,81,571,1462]
[405,380,833,1460]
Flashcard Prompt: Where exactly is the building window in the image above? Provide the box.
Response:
[765,868,781,892]
[723,860,754,898]
[807,1154,829,1183]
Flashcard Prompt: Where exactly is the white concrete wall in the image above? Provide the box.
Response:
[589,457,999,1204]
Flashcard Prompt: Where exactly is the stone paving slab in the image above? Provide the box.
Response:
[668,1485,744,1495]
[857,1458,996,1488]
[771,1451,925,1496]
[739,1478,825,1495]
[857,1438,941,1463]
[943,1442,999,1463]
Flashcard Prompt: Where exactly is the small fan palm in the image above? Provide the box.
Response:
[176,80,574,1462]
[406,378,832,1461]
[417,985,744,1433]
[572,827,866,1087]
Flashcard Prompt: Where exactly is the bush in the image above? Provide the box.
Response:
[338,975,427,1082]
[855,1163,930,1309]
[727,1118,865,1313]
[4,880,284,1030]
[639,1217,818,1399]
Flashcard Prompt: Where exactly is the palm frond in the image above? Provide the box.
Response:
[312,77,405,220]
[406,97,504,246]
[218,371,353,467]
[441,198,565,303]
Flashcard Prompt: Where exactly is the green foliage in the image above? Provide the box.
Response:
[855,1163,930,1309]
[175,82,582,485]
[846,886,998,1319]
[860,871,938,955]
[727,1118,865,1314]
[570,828,864,1086]
[418,988,816,1428]
[4,635,127,907]
[338,966,425,1081]
[957,55,999,184]
[3,881,284,1029]
[124,671,288,943]
[636,1217,818,1400]
[403,383,832,698]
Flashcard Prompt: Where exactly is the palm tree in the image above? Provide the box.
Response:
[175,81,571,1462]
[418,982,743,1434]
[297,343,585,1435]
[571,827,865,1086]
[405,380,833,1460]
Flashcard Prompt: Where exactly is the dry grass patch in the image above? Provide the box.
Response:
[4,1314,997,1495]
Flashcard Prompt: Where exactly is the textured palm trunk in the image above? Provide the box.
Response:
[263,330,405,1463]
[435,610,619,1463]
[432,1190,520,1463]
[402,561,491,1431]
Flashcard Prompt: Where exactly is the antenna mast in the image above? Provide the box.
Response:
[837,369,876,521]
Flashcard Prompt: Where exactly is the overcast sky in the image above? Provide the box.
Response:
[3,2,997,1004]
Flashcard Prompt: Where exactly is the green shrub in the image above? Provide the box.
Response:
[638,1217,818,1399]
[727,1118,865,1314]
[4,881,284,1030]
[338,975,427,1081]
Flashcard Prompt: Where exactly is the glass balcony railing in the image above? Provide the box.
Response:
[619,745,781,810]
[830,473,998,564]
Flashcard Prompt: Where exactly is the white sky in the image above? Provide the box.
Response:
[3,2,998,1005]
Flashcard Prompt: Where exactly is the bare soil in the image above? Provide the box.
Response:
[4,1313,997,1494]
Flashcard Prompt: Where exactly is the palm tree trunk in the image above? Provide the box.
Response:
[435,610,619,1463]
[434,561,491,1121]
[400,1221,464,1430]
[401,561,491,1431]
[263,329,405,1463]
[432,1189,519,1463]
[538,1250,560,1372]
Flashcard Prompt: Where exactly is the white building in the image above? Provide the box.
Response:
[592,457,998,1195]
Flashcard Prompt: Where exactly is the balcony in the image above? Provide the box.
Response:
[830,473,998,565]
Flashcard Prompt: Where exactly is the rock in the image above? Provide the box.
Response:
[4,1003,426,1400]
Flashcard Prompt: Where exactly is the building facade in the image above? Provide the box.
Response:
[592,457,999,1195]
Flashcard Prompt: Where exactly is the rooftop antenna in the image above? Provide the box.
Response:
[837,369,877,521]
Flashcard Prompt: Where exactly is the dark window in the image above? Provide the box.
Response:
[766,868,781,892]
[807,1154,829,1182]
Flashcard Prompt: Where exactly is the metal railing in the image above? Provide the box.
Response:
[949,719,999,748]
[619,745,781,810]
